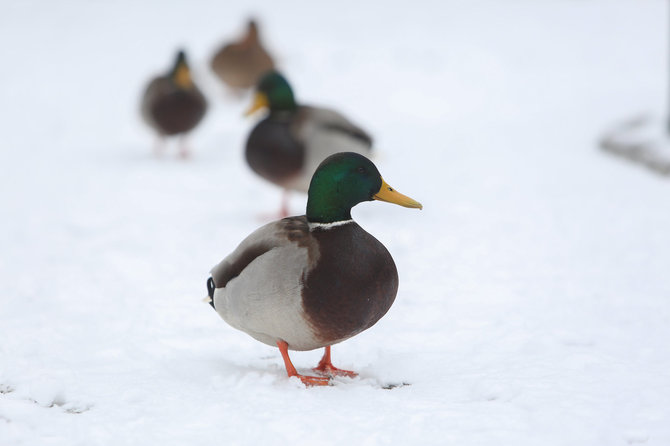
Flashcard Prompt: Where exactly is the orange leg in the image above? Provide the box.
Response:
[257,191,291,222]
[277,341,330,386]
[313,346,358,378]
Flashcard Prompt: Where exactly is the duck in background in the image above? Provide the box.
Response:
[210,19,275,93]
[207,152,422,386]
[245,71,373,217]
[140,50,208,159]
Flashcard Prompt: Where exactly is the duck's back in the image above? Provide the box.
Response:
[288,106,374,191]
[211,42,274,89]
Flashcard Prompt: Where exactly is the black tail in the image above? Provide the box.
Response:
[207,277,216,309]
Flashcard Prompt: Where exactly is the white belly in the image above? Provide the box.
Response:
[213,243,323,351]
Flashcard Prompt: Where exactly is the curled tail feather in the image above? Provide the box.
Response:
[206,277,216,309]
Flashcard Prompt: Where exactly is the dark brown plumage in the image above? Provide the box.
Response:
[302,221,399,345]
[245,114,305,187]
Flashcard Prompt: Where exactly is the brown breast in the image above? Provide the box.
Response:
[245,115,305,187]
[148,87,207,136]
[301,222,399,345]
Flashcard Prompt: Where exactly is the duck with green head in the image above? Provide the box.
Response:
[207,152,421,386]
[141,50,208,158]
[245,71,373,216]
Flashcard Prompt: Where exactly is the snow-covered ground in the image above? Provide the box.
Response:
[2,0,670,444]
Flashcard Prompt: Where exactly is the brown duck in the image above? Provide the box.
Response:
[210,19,275,91]
[141,50,207,158]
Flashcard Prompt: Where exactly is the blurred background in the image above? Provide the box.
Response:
[1,1,669,445]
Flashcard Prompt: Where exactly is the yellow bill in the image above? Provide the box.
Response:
[244,92,269,116]
[373,177,422,209]
[174,63,192,89]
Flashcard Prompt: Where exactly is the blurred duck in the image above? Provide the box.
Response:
[141,50,208,158]
[245,71,373,216]
[207,152,422,386]
[210,19,275,91]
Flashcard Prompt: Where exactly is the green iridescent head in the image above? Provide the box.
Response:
[246,71,297,115]
[306,152,422,224]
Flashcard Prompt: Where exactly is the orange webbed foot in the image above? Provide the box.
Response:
[277,341,331,387]
[295,373,331,387]
[313,363,358,378]
[313,346,358,378]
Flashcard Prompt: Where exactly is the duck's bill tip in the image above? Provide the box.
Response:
[373,178,422,210]
[244,92,268,116]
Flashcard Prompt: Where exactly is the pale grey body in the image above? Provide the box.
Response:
[210,220,322,351]
[286,106,373,192]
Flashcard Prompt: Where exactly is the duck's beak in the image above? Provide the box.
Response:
[174,63,193,89]
[244,92,269,116]
[373,177,423,209]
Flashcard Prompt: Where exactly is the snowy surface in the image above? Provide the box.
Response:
[2,0,670,445]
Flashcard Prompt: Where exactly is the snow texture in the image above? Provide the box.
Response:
[2,0,670,445]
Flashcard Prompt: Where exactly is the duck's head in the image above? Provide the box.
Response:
[170,50,193,89]
[306,152,422,224]
[245,71,297,116]
[246,19,259,41]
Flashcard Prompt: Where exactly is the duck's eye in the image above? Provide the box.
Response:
[357,167,366,174]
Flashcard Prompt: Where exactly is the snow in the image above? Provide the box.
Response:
[2,0,670,444]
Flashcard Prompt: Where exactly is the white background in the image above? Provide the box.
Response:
[1,1,669,444]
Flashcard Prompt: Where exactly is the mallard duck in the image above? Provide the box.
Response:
[210,19,275,91]
[207,152,422,386]
[245,71,373,216]
[141,50,208,158]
